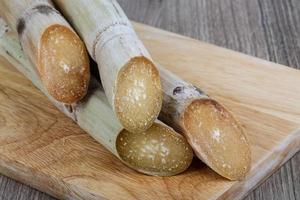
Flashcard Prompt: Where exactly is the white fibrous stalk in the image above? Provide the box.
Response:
[54,0,163,133]
[159,67,251,180]
[0,18,193,176]
[0,0,90,104]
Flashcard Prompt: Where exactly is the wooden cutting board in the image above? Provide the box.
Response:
[0,22,299,200]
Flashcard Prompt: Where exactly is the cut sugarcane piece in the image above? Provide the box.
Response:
[117,123,193,176]
[0,0,90,104]
[54,0,163,133]
[0,19,193,176]
[159,67,251,180]
[115,57,161,133]
[118,123,193,176]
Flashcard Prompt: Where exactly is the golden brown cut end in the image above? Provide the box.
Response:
[39,25,90,104]
[116,123,193,176]
[183,99,251,180]
[115,57,162,133]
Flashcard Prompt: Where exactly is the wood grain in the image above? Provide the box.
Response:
[118,0,300,69]
[1,0,300,199]
[119,0,300,199]
[1,21,300,199]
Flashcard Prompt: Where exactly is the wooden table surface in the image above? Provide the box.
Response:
[0,0,299,199]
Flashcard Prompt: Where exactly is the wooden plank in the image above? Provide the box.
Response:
[118,0,300,69]
[0,22,300,200]
[0,175,55,200]
[117,1,300,198]
[1,0,300,199]
[245,153,300,200]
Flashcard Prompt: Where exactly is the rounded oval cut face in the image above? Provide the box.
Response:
[116,123,193,176]
[183,99,251,180]
[115,56,162,133]
[39,25,90,104]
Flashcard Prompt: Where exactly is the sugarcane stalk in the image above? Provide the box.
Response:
[158,67,251,180]
[53,0,251,180]
[53,0,163,133]
[0,18,193,176]
[0,0,90,104]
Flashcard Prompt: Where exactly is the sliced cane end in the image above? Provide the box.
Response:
[115,56,162,133]
[116,123,193,176]
[182,99,251,180]
[39,25,90,104]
